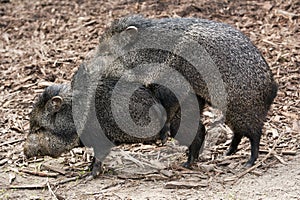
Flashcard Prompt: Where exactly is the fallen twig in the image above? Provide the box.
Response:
[47,178,59,200]
[85,181,123,195]
[274,154,288,165]
[8,174,88,190]
[281,150,297,155]
[9,183,47,189]
[262,39,278,47]
[119,150,145,168]
[27,158,44,163]
[251,170,263,176]
[42,164,67,175]
[54,174,88,185]
[117,173,145,180]
[20,169,59,177]
[207,154,246,164]
[164,180,208,189]
[119,149,165,170]
[0,138,25,147]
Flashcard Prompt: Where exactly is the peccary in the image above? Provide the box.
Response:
[90,15,277,167]
[24,15,277,176]
[24,82,171,175]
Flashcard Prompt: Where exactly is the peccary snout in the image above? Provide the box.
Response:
[24,130,79,158]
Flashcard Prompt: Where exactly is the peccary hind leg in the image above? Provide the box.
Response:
[246,130,261,167]
[182,96,206,168]
[226,133,243,156]
[226,125,262,167]
[159,122,170,145]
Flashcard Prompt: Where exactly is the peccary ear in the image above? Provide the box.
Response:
[50,96,63,112]
[120,26,138,49]
[125,26,138,35]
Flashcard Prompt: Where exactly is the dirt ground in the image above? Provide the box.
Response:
[0,0,299,199]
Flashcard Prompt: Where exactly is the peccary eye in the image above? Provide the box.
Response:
[33,95,39,103]
[31,126,45,133]
[37,150,42,156]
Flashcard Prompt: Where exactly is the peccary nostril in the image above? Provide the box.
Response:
[23,144,30,158]
[23,134,40,158]
[23,140,34,157]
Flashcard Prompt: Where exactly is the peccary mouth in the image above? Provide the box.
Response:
[23,130,80,159]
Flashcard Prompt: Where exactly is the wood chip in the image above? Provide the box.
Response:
[9,173,16,184]
[164,181,208,189]
[275,9,298,18]
[160,169,174,177]
[0,158,8,166]
[281,112,299,119]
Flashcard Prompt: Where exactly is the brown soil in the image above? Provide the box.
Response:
[0,0,299,199]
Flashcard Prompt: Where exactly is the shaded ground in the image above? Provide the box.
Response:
[0,0,299,199]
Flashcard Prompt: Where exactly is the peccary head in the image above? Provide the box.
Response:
[24,84,80,158]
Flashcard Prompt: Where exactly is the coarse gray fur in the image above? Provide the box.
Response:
[24,15,277,177]
[91,15,277,166]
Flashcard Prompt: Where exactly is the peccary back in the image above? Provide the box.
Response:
[100,15,277,116]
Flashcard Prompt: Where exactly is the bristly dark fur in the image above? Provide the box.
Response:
[95,15,277,166]
[25,15,277,176]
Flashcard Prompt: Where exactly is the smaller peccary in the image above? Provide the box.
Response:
[24,83,173,176]
[24,81,202,176]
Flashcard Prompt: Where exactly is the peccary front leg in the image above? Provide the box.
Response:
[159,122,170,145]
[79,140,103,177]
[89,157,103,177]
[183,123,206,168]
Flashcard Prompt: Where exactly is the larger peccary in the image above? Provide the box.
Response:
[24,15,277,176]
[90,15,277,167]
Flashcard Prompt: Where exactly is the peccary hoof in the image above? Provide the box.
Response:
[244,160,255,168]
[225,147,237,156]
[89,157,103,178]
[160,135,168,145]
[182,162,193,169]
